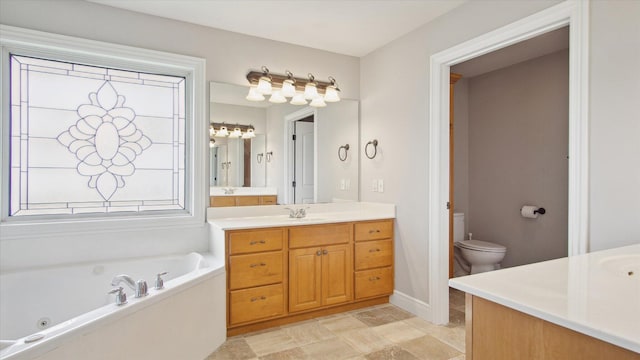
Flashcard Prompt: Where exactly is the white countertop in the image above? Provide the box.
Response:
[449,244,640,353]
[207,202,395,230]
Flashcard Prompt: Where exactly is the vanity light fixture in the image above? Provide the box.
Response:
[210,123,256,140]
[245,66,341,106]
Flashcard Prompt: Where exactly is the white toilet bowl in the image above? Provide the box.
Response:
[455,240,506,274]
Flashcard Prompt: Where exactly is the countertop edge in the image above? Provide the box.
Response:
[450,274,640,354]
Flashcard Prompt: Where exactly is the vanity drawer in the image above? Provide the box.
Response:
[260,195,277,205]
[236,196,260,206]
[355,239,393,270]
[228,251,283,290]
[289,223,351,248]
[228,228,284,254]
[210,196,236,207]
[354,220,393,241]
[229,283,284,325]
[355,267,393,299]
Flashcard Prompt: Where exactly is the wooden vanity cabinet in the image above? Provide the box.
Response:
[288,224,353,313]
[225,219,394,335]
[354,220,394,299]
[226,228,286,327]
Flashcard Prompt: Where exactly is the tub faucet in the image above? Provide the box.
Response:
[108,287,127,306]
[111,274,148,298]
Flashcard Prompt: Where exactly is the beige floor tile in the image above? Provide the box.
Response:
[301,338,360,360]
[339,327,392,353]
[399,335,462,360]
[449,355,465,360]
[354,306,415,327]
[365,346,420,360]
[373,321,425,344]
[207,337,257,360]
[319,314,368,333]
[282,320,336,346]
[403,317,465,353]
[244,329,298,356]
[258,347,308,360]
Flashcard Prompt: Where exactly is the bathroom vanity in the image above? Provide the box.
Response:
[208,202,395,335]
[449,244,640,360]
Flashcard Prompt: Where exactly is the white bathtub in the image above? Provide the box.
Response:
[0,252,226,360]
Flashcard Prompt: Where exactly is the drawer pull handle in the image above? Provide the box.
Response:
[250,296,267,302]
[369,276,381,281]
[250,262,267,268]
[369,248,381,253]
[369,229,381,234]
[316,250,322,256]
[323,249,328,255]
[249,240,266,245]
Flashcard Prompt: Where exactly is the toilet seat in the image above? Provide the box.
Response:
[456,240,506,253]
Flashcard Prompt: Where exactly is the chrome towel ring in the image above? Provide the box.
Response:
[365,139,378,159]
[338,144,350,161]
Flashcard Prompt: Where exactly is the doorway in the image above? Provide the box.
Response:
[293,116,315,204]
[427,1,589,325]
[284,107,318,204]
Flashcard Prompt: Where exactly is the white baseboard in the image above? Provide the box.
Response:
[390,290,433,321]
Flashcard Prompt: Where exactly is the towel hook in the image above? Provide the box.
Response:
[256,153,264,164]
[266,151,273,163]
[365,139,378,159]
[338,144,350,161]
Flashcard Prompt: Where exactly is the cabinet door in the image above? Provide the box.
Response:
[289,247,322,313]
[323,244,353,306]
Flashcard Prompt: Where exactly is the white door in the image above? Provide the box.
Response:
[294,121,314,204]
[217,144,228,187]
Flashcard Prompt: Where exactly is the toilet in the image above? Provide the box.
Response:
[453,213,507,275]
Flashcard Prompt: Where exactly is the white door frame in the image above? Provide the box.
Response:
[284,107,318,204]
[428,0,589,324]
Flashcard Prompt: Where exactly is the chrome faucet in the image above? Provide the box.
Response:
[111,274,148,298]
[223,187,235,195]
[284,207,309,219]
[108,286,127,306]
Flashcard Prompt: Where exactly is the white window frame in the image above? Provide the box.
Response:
[0,25,207,238]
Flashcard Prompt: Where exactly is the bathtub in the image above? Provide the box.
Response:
[0,252,226,360]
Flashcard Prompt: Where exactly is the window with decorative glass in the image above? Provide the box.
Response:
[8,55,186,217]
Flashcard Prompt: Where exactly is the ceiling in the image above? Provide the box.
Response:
[87,0,466,57]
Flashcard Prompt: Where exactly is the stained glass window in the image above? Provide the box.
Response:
[9,55,186,216]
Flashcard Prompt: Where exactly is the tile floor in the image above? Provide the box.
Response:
[207,288,466,360]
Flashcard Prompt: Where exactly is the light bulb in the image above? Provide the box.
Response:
[281,79,296,97]
[242,128,256,139]
[304,82,318,100]
[324,86,341,102]
[269,90,287,103]
[290,92,308,105]
[309,96,327,108]
[209,139,215,148]
[246,86,265,101]
[215,126,229,137]
[229,127,242,138]
[257,76,272,95]
[209,126,215,137]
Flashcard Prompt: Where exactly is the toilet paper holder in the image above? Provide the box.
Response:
[534,207,546,215]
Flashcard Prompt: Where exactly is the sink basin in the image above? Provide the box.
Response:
[598,254,639,278]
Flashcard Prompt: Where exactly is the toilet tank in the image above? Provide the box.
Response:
[453,213,464,243]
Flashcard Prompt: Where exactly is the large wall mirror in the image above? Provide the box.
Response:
[210,82,359,205]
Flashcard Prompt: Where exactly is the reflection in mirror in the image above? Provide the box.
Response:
[210,82,359,205]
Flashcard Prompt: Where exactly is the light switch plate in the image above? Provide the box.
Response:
[377,179,384,193]
[372,179,378,192]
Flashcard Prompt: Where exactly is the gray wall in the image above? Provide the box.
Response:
[467,50,569,268]
[360,0,640,305]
